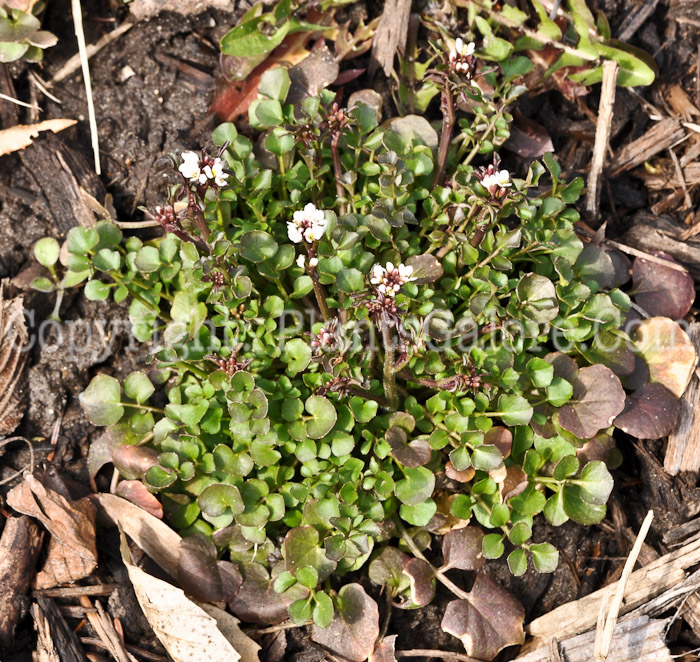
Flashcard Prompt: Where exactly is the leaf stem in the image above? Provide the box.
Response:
[381,324,399,410]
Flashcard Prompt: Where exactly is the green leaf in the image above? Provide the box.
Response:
[282,338,312,373]
[67,226,99,255]
[482,533,505,559]
[507,549,527,576]
[399,500,437,526]
[30,276,54,292]
[577,461,614,505]
[336,267,364,293]
[305,396,337,439]
[84,280,111,301]
[240,230,278,263]
[258,67,291,102]
[134,246,161,273]
[284,526,337,581]
[80,374,124,426]
[595,40,656,87]
[313,591,334,628]
[395,466,435,506]
[33,237,60,268]
[498,394,533,426]
[123,372,154,404]
[530,542,559,573]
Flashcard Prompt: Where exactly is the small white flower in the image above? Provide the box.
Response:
[179,151,201,182]
[296,254,306,268]
[287,203,328,245]
[287,222,304,244]
[449,38,476,75]
[309,257,319,268]
[481,168,512,198]
[205,158,229,187]
[370,262,416,297]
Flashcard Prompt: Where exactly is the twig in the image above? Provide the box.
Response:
[432,84,455,189]
[0,436,35,486]
[600,236,690,273]
[51,21,133,84]
[70,0,102,175]
[28,71,62,104]
[585,60,618,221]
[0,91,40,110]
[593,509,654,662]
[395,650,477,661]
[668,148,692,210]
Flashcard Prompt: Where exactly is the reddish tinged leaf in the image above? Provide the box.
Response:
[442,527,485,571]
[484,426,513,459]
[606,249,632,287]
[504,109,553,158]
[115,480,163,519]
[633,317,698,397]
[545,352,579,383]
[632,251,695,320]
[445,461,476,483]
[386,426,432,468]
[333,68,366,85]
[502,465,529,500]
[229,562,308,625]
[406,254,444,284]
[614,383,681,440]
[286,42,340,107]
[370,635,397,662]
[177,534,242,604]
[576,434,618,466]
[7,474,97,589]
[558,365,626,439]
[368,546,410,591]
[441,574,525,660]
[311,584,379,662]
[403,558,435,606]
[112,444,159,480]
[87,427,125,478]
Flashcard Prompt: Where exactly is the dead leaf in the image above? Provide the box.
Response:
[632,317,698,397]
[198,603,261,662]
[7,474,97,589]
[504,109,554,158]
[0,119,76,157]
[441,574,525,659]
[93,493,181,578]
[177,534,242,604]
[286,41,340,107]
[311,583,379,662]
[119,531,256,662]
[128,0,230,20]
[370,635,397,662]
[115,480,163,519]
[0,290,29,435]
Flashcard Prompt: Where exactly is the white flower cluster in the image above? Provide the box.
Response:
[481,169,511,196]
[178,151,229,187]
[370,262,416,297]
[449,38,476,73]
[287,203,328,244]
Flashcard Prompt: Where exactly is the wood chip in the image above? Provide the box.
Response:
[609,118,686,176]
[369,0,411,77]
[515,616,671,662]
[0,289,29,435]
[664,323,700,475]
[0,516,44,649]
[526,533,700,643]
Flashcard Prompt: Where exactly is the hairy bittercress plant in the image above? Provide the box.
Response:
[36,35,662,647]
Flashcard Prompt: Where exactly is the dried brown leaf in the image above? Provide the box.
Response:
[0,292,29,435]
[7,474,97,589]
[441,574,524,659]
[0,119,76,157]
[311,583,379,662]
[633,317,698,397]
[119,532,258,662]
